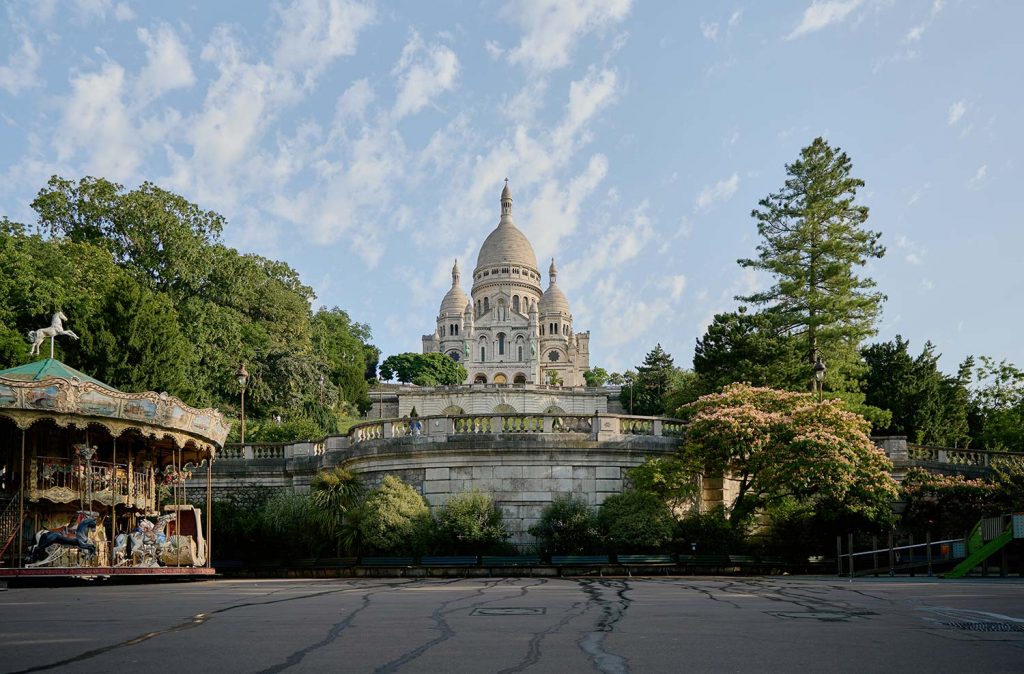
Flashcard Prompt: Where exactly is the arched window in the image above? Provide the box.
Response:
[512,296,520,313]
[518,345,523,360]
[483,297,490,312]
[540,325,545,336]
[493,374,508,385]
[513,373,527,384]
[498,333,506,355]
[481,346,486,361]
[455,324,459,335]
[474,373,487,384]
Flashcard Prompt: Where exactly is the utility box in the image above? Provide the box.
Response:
[951,541,966,558]
[1013,513,1024,539]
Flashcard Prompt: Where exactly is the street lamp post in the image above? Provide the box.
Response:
[235,364,249,444]
[813,354,827,403]
[624,373,634,415]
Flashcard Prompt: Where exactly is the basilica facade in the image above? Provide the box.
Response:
[422,182,590,387]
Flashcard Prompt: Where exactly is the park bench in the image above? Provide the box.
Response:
[420,555,479,567]
[617,554,674,565]
[360,556,414,567]
[678,554,732,570]
[550,554,610,566]
[728,555,757,566]
[481,555,541,566]
[212,559,243,571]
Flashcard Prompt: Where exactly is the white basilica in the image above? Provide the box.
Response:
[422,182,591,387]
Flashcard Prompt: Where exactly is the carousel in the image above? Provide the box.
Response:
[0,314,230,578]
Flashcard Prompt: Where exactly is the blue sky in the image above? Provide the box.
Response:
[1,0,1021,375]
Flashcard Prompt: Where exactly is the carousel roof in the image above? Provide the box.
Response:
[0,358,229,451]
[0,358,117,390]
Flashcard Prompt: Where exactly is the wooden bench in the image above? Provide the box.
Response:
[617,554,674,565]
[728,555,758,565]
[678,554,732,569]
[551,555,610,566]
[420,555,479,567]
[481,555,541,566]
[360,556,414,567]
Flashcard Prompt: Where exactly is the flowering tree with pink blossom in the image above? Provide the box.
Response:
[679,383,899,530]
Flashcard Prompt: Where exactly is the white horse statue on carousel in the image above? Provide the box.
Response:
[28,311,79,357]
[113,513,176,567]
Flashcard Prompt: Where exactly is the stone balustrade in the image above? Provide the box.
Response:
[216,412,689,462]
[907,443,1024,471]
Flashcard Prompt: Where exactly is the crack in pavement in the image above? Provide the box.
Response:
[256,579,421,673]
[372,578,515,673]
[576,579,632,674]
[3,580,399,674]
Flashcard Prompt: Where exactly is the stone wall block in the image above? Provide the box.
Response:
[422,480,449,494]
[551,466,572,479]
[524,466,551,479]
[596,466,620,479]
[596,479,621,492]
[472,466,494,479]
[494,466,523,479]
[425,467,450,481]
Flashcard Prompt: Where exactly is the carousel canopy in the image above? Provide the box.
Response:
[0,358,229,452]
[0,358,117,390]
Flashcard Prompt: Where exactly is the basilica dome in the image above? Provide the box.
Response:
[475,182,539,273]
[439,261,469,315]
[539,259,570,315]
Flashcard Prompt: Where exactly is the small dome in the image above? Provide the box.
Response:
[440,260,469,315]
[539,283,570,315]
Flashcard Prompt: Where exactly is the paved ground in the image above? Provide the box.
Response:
[2,576,1023,673]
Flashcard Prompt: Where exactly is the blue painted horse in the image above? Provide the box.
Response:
[27,511,99,566]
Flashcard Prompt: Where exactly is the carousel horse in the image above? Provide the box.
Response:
[28,311,79,356]
[27,511,99,567]
[113,513,176,566]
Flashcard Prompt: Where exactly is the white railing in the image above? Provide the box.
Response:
[907,444,1024,471]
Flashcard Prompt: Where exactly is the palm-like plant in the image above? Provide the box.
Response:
[310,468,365,556]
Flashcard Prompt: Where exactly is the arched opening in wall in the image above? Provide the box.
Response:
[493,403,517,413]
[474,373,488,384]
[512,296,520,313]
[441,405,465,416]
[493,373,508,385]
[483,297,489,312]
[497,333,506,356]
[517,345,523,361]
[544,406,567,415]
[513,373,527,384]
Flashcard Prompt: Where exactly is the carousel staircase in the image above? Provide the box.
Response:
[0,491,25,563]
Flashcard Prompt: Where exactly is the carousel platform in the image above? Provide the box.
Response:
[0,566,216,580]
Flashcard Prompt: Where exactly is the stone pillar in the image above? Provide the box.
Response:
[594,414,618,441]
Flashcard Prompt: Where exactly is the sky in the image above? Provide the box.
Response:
[1,0,1022,376]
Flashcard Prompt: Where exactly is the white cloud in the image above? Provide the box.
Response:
[663,274,687,301]
[895,234,926,265]
[967,164,987,190]
[484,40,504,59]
[561,199,653,292]
[273,0,375,79]
[700,21,720,41]
[335,78,375,123]
[0,36,42,95]
[53,61,142,180]
[787,0,864,40]
[729,9,743,27]
[391,30,460,121]
[947,99,966,126]
[695,172,739,211]
[504,0,633,72]
[135,24,195,103]
[114,2,135,21]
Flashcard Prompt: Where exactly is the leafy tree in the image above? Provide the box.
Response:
[861,336,971,446]
[626,456,698,515]
[528,494,598,555]
[380,352,467,386]
[693,308,805,392]
[621,345,675,416]
[583,367,610,387]
[737,137,885,395]
[900,468,1002,538]
[357,475,433,554]
[970,357,1024,451]
[606,372,626,386]
[434,490,509,554]
[597,490,675,552]
[260,492,321,559]
[312,307,375,414]
[662,368,705,413]
[679,383,898,530]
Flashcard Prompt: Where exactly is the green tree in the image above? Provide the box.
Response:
[310,468,365,556]
[900,468,1002,538]
[434,490,509,554]
[738,137,885,395]
[680,383,898,530]
[357,475,433,554]
[626,456,698,515]
[380,352,467,386]
[971,357,1024,451]
[597,490,675,552]
[583,367,610,387]
[621,345,675,416]
[692,308,805,392]
[528,495,598,555]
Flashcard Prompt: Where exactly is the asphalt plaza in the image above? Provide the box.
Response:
[1,576,1023,673]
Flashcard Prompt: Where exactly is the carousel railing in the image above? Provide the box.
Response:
[33,456,153,507]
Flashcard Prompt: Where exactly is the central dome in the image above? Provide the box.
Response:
[474,182,539,273]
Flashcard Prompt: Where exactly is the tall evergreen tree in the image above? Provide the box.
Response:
[738,137,885,394]
[622,344,675,416]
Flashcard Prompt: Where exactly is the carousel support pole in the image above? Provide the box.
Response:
[206,454,212,568]
[18,428,25,568]
[110,436,117,567]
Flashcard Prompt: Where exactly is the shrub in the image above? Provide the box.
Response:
[674,506,743,555]
[598,490,675,552]
[310,468,365,556]
[528,494,598,555]
[260,492,321,559]
[900,468,1002,537]
[357,475,433,554]
[435,490,509,554]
